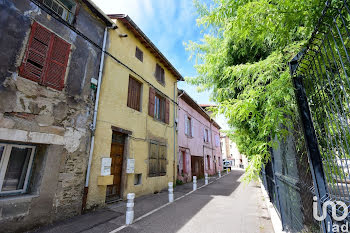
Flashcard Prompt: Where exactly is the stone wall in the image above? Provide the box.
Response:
[0,0,106,232]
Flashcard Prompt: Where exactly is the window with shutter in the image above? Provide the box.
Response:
[43,36,70,90]
[154,63,165,85]
[148,141,166,177]
[159,145,167,175]
[19,22,70,91]
[204,128,209,143]
[185,115,192,137]
[149,142,158,176]
[127,76,142,111]
[148,87,155,117]
[154,93,166,123]
[135,46,143,62]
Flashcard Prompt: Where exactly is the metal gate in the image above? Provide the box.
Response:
[261,126,320,232]
[289,0,350,232]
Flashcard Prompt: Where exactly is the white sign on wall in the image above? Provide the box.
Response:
[101,157,112,176]
[126,159,135,174]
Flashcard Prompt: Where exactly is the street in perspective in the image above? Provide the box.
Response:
[1,0,350,233]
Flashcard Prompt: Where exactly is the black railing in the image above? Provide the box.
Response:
[287,0,350,232]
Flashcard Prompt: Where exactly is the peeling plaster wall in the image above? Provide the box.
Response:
[0,0,106,232]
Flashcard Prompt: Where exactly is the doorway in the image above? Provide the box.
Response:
[106,132,125,203]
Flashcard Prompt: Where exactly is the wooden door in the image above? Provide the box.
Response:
[106,132,124,202]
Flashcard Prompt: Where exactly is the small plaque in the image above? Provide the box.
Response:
[126,159,135,174]
[101,157,112,176]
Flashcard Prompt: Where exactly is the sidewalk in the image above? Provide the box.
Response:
[30,173,222,233]
[31,170,273,233]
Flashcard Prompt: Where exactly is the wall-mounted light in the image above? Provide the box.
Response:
[119,34,128,38]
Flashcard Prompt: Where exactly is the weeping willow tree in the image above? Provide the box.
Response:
[186,0,329,181]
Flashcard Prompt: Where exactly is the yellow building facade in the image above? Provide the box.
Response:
[86,14,183,208]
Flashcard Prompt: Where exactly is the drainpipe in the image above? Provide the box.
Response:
[210,120,214,174]
[173,82,177,184]
[82,27,108,211]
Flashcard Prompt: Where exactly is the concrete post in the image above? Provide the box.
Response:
[168,182,174,203]
[193,176,197,191]
[205,173,208,185]
[126,193,135,225]
[219,170,221,178]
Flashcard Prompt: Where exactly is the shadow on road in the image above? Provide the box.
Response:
[31,170,246,233]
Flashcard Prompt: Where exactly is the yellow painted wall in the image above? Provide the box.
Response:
[86,19,178,208]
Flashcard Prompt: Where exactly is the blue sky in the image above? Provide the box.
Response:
[92,0,213,104]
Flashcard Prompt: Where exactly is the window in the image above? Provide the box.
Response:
[204,129,210,143]
[185,115,192,137]
[207,155,210,170]
[155,63,165,84]
[19,22,70,91]
[135,46,143,62]
[148,87,169,124]
[149,141,167,177]
[0,143,36,195]
[43,0,76,23]
[215,134,220,147]
[127,76,142,111]
[154,94,165,122]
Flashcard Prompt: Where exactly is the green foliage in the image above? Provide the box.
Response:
[186,0,325,181]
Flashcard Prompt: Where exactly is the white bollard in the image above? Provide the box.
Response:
[193,176,197,191]
[126,193,135,225]
[168,182,174,203]
[205,173,208,185]
[226,169,229,174]
[219,170,221,178]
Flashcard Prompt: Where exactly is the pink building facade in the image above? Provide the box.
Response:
[177,90,222,183]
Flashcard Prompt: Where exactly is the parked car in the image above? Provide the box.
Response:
[223,160,234,171]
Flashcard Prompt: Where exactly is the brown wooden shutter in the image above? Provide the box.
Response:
[148,87,155,117]
[127,77,141,111]
[165,98,170,124]
[161,67,165,84]
[159,145,167,175]
[149,142,159,176]
[43,35,70,90]
[19,22,51,83]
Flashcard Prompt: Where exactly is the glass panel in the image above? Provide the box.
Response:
[2,147,32,191]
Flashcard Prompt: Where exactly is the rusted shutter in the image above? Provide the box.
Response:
[148,87,155,117]
[19,22,51,83]
[43,35,70,90]
[165,99,170,124]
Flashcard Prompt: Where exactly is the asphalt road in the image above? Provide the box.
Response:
[117,170,274,233]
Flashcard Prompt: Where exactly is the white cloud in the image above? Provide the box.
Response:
[92,0,211,104]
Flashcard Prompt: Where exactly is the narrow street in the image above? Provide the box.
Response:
[33,170,273,233]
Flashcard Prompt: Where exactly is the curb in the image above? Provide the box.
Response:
[109,172,230,233]
[259,179,286,233]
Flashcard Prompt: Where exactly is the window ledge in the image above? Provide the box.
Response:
[0,194,39,203]
[152,117,167,125]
